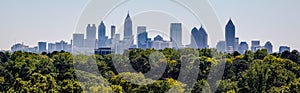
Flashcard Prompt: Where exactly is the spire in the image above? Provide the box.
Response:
[126,11,131,19]
[199,25,204,30]
[100,21,105,25]
[227,18,233,25]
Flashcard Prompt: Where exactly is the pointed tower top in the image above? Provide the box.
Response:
[226,18,235,27]
[126,11,131,19]
[100,20,105,26]
[199,24,204,29]
[192,27,198,31]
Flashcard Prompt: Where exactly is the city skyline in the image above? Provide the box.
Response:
[5,12,295,53]
[1,0,300,52]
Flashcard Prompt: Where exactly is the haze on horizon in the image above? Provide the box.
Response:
[0,0,299,52]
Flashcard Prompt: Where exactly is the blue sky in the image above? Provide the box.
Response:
[0,0,299,52]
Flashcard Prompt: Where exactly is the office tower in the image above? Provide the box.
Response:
[48,43,56,53]
[111,25,116,39]
[234,37,239,51]
[225,19,236,52]
[279,46,291,53]
[239,42,249,54]
[137,26,148,49]
[190,27,198,48]
[73,33,84,48]
[85,24,97,49]
[199,26,208,49]
[251,40,261,52]
[216,41,226,52]
[86,24,97,40]
[170,23,183,49]
[124,12,133,39]
[98,21,107,48]
[38,42,47,53]
[264,41,273,54]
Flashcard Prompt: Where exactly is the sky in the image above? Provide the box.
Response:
[0,0,299,52]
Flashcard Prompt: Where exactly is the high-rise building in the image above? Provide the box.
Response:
[111,25,116,39]
[190,27,198,48]
[239,42,249,54]
[86,24,97,40]
[137,26,148,50]
[225,19,236,52]
[73,33,84,48]
[199,26,208,49]
[216,41,226,52]
[121,12,134,49]
[98,21,107,48]
[279,46,290,53]
[124,12,133,39]
[251,40,261,52]
[264,41,273,54]
[48,43,56,53]
[234,37,239,51]
[85,24,97,49]
[38,42,47,53]
[170,23,183,49]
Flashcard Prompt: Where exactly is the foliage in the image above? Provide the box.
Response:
[1,49,300,93]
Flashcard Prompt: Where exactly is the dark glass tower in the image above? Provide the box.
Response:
[199,26,208,49]
[98,21,106,48]
[225,19,236,52]
[191,27,199,48]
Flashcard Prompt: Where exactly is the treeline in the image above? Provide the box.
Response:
[0,48,300,93]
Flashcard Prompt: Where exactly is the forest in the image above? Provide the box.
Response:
[0,48,300,93]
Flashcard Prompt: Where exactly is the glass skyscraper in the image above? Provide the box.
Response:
[225,19,236,52]
[170,23,183,49]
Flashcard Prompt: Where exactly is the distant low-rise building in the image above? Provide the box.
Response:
[95,48,114,56]
[11,43,28,52]
[264,41,273,54]
[251,40,261,52]
[238,41,249,54]
[216,41,226,52]
[279,46,290,53]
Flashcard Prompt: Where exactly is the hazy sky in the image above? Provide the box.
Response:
[0,0,299,52]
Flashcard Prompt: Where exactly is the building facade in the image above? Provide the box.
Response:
[225,19,236,52]
[170,23,183,49]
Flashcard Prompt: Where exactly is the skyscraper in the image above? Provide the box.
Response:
[234,37,239,51]
[73,33,84,48]
[137,26,148,49]
[190,27,199,48]
[86,24,97,40]
[111,25,116,39]
[225,19,236,52]
[124,12,133,39]
[85,24,97,49]
[170,23,183,49]
[239,42,249,54]
[98,21,107,48]
[38,42,47,53]
[264,41,273,54]
[199,26,208,49]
